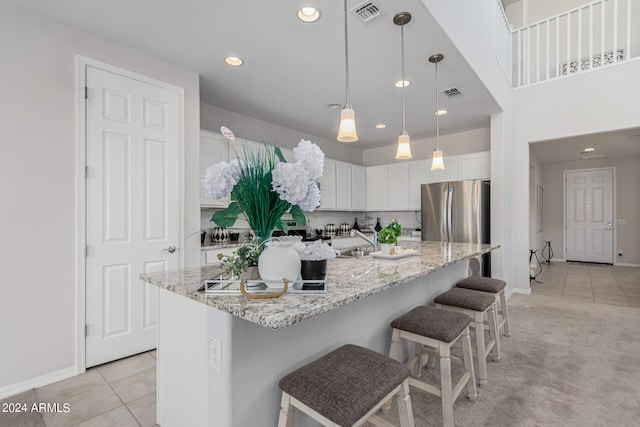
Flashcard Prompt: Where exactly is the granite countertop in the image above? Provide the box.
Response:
[142,241,498,330]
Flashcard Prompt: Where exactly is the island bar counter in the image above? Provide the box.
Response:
[142,241,498,427]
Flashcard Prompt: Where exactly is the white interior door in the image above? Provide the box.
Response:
[85,66,180,367]
[566,169,613,263]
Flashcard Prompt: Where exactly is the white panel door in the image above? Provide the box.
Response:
[566,169,613,263]
[86,66,180,367]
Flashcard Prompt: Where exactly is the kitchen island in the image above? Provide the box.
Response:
[141,241,498,427]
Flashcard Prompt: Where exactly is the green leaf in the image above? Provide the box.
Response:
[212,202,242,228]
[290,205,307,225]
[275,219,288,233]
[274,146,286,163]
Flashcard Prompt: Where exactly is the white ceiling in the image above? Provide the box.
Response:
[530,127,640,164]
[9,0,502,149]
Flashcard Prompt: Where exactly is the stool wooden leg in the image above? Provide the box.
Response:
[382,329,403,414]
[396,379,415,427]
[278,392,294,427]
[500,290,511,337]
[439,343,454,427]
[460,327,477,401]
[474,311,488,385]
[413,344,423,377]
[488,303,501,362]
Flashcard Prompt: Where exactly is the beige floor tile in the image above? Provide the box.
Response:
[74,406,139,427]
[562,295,595,303]
[127,392,157,427]
[591,280,621,288]
[97,352,156,384]
[0,389,45,427]
[622,288,640,297]
[110,368,156,403]
[594,297,632,307]
[618,280,640,289]
[593,287,626,296]
[35,369,106,403]
[563,290,594,299]
[41,385,122,427]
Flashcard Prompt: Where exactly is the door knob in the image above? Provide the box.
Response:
[163,246,177,253]
[606,222,612,231]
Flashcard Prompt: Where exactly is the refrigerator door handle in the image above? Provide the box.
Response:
[446,185,453,242]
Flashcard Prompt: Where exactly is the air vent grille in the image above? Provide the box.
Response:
[581,154,605,160]
[352,1,382,22]
[442,87,462,97]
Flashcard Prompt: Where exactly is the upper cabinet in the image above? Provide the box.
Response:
[387,163,410,210]
[200,131,229,207]
[459,152,490,180]
[429,156,461,183]
[335,162,352,211]
[409,160,430,210]
[318,159,337,210]
[351,165,366,211]
[366,164,389,211]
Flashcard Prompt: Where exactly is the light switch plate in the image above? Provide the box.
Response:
[617,219,626,225]
[209,336,221,373]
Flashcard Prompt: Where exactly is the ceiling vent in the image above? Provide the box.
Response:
[442,87,462,97]
[351,1,382,23]
[581,154,606,160]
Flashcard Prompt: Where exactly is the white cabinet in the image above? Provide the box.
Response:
[200,247,237,266]
[200,131,229,207]
[409,160,430,210]
[351,165,366,211]
[387,163,410,210]
[280,147,295,163]
[335,162,352,210]
[459,151,490,180]
[366,165,389,211]
[429,156,460,183]
[318,159,337,210]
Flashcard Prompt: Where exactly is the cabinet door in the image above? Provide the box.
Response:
[459,151,490,180]
[200,131,229,207]
[429,155,460,183]
[318,159,337,210]
[366,165,388,211]
[409,160,430,210]
[387,163,410,210]
[351,165,366,211]
[201,248,237,266]
[336,162,352,210]
[280,147,295,163]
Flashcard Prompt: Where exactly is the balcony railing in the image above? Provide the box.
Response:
[512,0,637,88]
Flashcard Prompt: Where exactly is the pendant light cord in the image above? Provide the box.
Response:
[344,0,351,108]
[435,59,439,150]
[401,23,406,132]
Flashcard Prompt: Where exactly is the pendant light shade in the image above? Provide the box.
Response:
[337,0,358,143]
[429,53,445,170]
[394,12,412,160]
[338,107,358,142]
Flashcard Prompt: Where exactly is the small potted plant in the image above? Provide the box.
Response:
[220,241,262,279]
[377,220,402,254]
[299,240,337,282]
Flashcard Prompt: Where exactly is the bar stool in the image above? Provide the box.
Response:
[456,276,511,337]
[434,288,500,386]
[388,306,477,427]
[278,344,415,427]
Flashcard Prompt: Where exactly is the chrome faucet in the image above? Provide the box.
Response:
[350,229,379,251]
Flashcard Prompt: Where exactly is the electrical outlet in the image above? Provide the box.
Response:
[618,249,624,257]
[209,336,221,373]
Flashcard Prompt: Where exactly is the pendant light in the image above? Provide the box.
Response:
[394,12,412,160]
[429,53,445,170]
[337,0,358,142]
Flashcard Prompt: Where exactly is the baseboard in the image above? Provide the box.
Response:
[508,287,532,298]
[0,366,77,400]
[616,262,640,268]
[550,258,565,263]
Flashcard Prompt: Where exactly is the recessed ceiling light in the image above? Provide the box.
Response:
[395,80,410,88]
[375,124,386,129]
[583,147,595,152]
[298,6,320,22]
[224,56,244,66]
[326,103,342,109]
[436,109,448,115]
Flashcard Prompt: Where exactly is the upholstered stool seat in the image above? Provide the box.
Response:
[434,288,501,386]
[388,306,477,427]
[456,276,511,337]
[278,344,415,427]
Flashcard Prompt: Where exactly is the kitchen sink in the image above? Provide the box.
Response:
[337,247,372,258]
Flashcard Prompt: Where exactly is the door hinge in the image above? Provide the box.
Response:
[84,166,88,179]
[84,245,88,257]
[84,325,89,337]
[85,86,88,99]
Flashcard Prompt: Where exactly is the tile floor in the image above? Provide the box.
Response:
[531,261,640,307]
[1,351,157,427]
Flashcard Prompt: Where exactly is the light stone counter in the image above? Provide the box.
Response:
[142,241,496,330]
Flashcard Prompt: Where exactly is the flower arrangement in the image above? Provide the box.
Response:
[300,241,337,261]
[201,139,324,242]
[220,241,262,278]
[377,220,402,245]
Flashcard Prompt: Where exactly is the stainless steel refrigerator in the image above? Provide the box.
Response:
[421,180,491,275]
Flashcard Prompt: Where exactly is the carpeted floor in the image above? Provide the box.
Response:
[377,293,640,426]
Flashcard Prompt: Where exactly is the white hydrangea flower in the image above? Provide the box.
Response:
[300,240,337,261]
[272,162,313,205]
[201,161,238,200]
[298,181,320,212]
[293,139,324,180]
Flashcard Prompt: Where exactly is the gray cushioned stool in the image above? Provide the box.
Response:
[456,276,511,337]
[278,344,415,427]
[388,306,477,427]
[434,288,501,386]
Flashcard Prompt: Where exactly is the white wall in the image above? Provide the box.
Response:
[0,3,200,395]
[200,103,363,165]
[529,150,543,252]
[513,59,640,292]
[540,155,640,265]
[361,128,490,166]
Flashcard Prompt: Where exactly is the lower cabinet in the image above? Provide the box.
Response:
[200,247,237,266]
